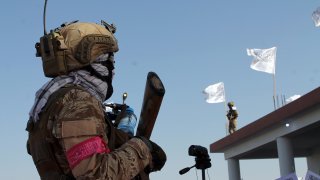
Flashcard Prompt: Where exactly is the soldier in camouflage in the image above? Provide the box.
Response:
[226,101,238,134]
[26,21,166,180]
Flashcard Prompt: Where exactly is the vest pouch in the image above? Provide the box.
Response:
[29,132,60,178]
[28,124,75,180]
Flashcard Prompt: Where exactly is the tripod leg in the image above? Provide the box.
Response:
[202,169,206,180]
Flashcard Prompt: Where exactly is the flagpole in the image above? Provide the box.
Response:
[203,82,229,135]
[248,47,277,110]
[273,48,277,110]
[273,73,276,110]
[224,104,228,135]
[223,84,228,136]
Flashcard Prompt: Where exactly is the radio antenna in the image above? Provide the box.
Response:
[43,0,48,35]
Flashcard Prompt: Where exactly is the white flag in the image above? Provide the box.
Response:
[286,94,301,104]
[247,47,277,74]
[312,7,320,27]
[275,172,298,180]
[305,170,320,180]
[203,82,225,103]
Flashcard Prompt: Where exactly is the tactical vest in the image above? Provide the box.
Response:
[26,85,135,179]
[26,86,79,180]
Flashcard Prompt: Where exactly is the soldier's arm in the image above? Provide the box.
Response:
[233,110,239,119]
[53,88,152,179]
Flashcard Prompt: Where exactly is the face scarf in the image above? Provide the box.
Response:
[29,54,114,122]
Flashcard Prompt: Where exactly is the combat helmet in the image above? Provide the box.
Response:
[35,20,119,78]
[227,101,234,107]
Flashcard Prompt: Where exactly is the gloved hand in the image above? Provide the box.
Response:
[137,136,167,173]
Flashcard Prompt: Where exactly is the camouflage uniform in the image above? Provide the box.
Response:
[226,102,238,134]
[27,85,152,180]
[27,21,165,180]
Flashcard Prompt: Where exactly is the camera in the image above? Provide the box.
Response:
[180,145,212,180]
[189,145,209,158]
[189,145,211,171]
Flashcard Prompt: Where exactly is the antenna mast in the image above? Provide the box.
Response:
[43,0,48,35]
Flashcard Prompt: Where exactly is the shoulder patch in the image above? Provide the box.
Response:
[61,119,99,138]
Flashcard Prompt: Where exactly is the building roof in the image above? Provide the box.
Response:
[210,87,320,159]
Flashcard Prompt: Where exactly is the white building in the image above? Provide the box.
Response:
[210,87,320,180]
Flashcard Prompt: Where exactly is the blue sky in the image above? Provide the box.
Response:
[1,1,319,179]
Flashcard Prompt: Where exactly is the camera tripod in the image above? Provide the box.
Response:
[179,145,212,180]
